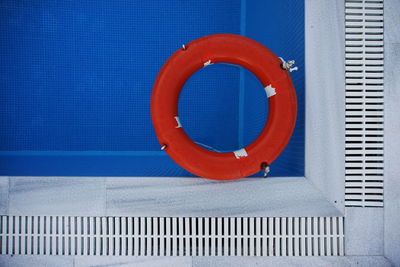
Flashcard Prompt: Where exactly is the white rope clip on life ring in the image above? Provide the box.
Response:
[279,57,298,72]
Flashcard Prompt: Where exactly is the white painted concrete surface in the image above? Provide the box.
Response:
[0,255,392,267]
[1,177,340,217]
[305,0,346,213]
[384,0,400,265]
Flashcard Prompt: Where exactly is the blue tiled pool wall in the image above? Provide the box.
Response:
[0,0,304,176]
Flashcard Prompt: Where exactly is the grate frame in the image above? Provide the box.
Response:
[0,216,345,257]
[345,0,384,207]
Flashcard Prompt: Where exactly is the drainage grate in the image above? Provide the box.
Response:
[345,0,384,207]
[0,216,345,256]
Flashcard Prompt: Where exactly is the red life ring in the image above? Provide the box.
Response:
[151,34,297,180]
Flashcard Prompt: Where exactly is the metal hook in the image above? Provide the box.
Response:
[261,162,270,178]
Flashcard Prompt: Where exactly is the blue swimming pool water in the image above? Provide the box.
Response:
[0,0,304,177]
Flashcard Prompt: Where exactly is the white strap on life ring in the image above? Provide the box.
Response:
[264,85,276,98]
[233,148,248,159]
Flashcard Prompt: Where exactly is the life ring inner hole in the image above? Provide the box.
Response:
[177,62,269,153]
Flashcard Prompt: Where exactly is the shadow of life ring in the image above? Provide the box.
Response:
[151,34,297,180]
